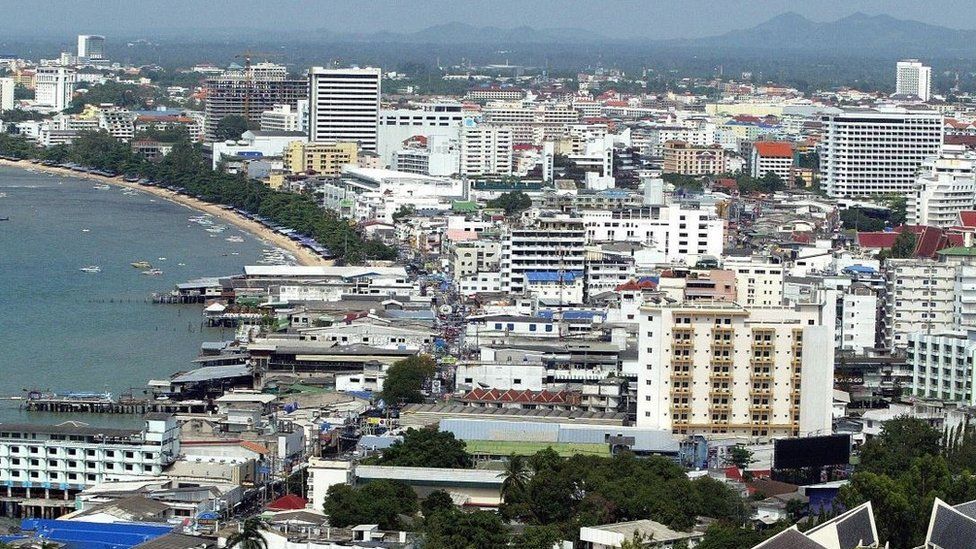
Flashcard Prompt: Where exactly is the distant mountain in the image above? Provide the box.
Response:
[304,22,605,44]
[676,12,976,55]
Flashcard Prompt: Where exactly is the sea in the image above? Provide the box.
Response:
[0,165,282,427]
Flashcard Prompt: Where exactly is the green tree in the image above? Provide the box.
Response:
[858,417,941,476]
[421,489,454,517]
[695,524,769,549]
[500,453,531,501]
[724,445,756,471]
[838,472,914,547]
[486,191,532,216]
[214,114,253,141]
[512,525,563,549]
[691,476,748,523]
[225,517,268,549]
[372,428,472,469]
[391,204,415,222]
[423,509,510,549]
[322,480,418,530]
[380,355,437,405]
[890,231,917,258]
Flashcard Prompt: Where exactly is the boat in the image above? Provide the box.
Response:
[81,228,90,232]
[0,216,8,221]
[93,184,110,190]
[141,268,163,276]
[131,260,152,269]
[79,265,101,273]
[226,235,244,243]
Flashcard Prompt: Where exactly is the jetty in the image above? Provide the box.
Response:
[20,393,209,415]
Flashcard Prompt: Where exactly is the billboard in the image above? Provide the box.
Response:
[774,434,851,469]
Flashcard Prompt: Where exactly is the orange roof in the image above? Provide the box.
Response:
[240,441,270,455]
[753,142,793,158]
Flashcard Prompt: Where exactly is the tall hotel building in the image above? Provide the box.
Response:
[896,59,932,101]
[637,300,834,438]
[820,108,943,198]
[308,67,382,153]
[203,63,307,141]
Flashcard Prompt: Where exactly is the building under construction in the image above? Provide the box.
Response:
[204,62,307,141]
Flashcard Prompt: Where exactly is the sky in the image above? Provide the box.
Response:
[2,0,976,40]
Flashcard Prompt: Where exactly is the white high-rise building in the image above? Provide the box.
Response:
[308,67,381,152]
[377,102,464,167]
[499,215,587,295]
[0,77,14,112]
[77,34,106,60]
[896,59,932,101]
[839,283,879,353]
[637,300,834,438]
[907,145,976,228]
[883,258,955,349]
[34,66,77,112]
[460,126,513,177]
[820,108,943,197]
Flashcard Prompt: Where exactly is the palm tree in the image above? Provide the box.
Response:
[499,453,531,501]
[225,517,268,549]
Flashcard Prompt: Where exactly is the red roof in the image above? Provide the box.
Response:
[267,494,307,511]
[615,279,657,291]
[958,211,976,227]
[753,142,793,158]
[857,225,955,258]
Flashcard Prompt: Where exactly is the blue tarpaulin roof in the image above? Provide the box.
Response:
[525,270,583,283]
[19,519,173,549]
[842,264,876,274]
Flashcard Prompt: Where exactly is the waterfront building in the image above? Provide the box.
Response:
[820,108,943,197]
[34,66,76,112]
[211,130,308,170]
[282,140,358,176]
[203,65,306,141]
[636,299,835,438]
[308,67,381,153]
[896,59,932,101]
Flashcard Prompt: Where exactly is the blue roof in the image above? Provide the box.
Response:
[842,264,876,274]
[20,519,173,549]
[525,270,583,283]
[538,309,605,321]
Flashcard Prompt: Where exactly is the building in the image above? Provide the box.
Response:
[724,259,785,306]
[662,141,728,176]
[820,108,943,197]
[500,215,587,295]
[308,67,381,152]
[0,416,180,518]
[907,145,976,228]
[77,35,106,61]
[460,126,513,177]
[637,300,834,438]
[908,330,976,405]
[260,101,308,133]
[34,66,76,112]
[750,141,794,183]
[883,258,955,349]
[392,135,460,177]
[839,283,879,354]
[0,77,14,112]
[377,102,464,168]
[203,66,306,141]
[211,130,307,169]
[579,519,704,548]
[282,141,358,176]
[896,59,932,101]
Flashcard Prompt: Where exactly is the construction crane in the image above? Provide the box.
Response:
[233,50,283,120]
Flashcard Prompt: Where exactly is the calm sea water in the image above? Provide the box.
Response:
[0,165,274,426]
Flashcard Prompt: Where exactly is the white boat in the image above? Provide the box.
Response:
[81,228,91,233]
[225,235,244,243]
[79,265,101,273]
[141,268,163,276]
[93,184,110,190]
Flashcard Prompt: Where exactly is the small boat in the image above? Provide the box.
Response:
[141,268,163,276]
[93,184,110,190]
[0,216,8,221]
[81,228,90,232]
[79,265,101,273]
[157,257,167,261]
[131,260,152,269]
[225,235,244,243]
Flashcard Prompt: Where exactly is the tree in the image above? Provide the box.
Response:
[486,191,532,216]
[372,428,472,469]
[214,115,253,141]
[691,476,748,523]
[500,454,531,501]
[380,355,437,405]
[391,204,415,222]
[695,524,769,549]
[225,517,268,549]
[890,231,917,259]
[421,490,454,517]
[322,480,418,530]
[858,417,942,476]
[423,509,510,549]
[512,525,563,549]
[724,445,756,471]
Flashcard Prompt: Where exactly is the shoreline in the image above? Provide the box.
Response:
[0,158,329,267]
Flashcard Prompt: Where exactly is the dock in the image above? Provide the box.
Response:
[21,395,209,415]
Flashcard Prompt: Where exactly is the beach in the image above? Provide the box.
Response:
[0,158,330,267]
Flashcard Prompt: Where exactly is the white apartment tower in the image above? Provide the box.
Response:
[0,77,14,112]
[309,67,381,152]
[637,300,834,438]
[34,66,77,112]
[883,258,955,349]
[907,145,976,228]
[896,59,932,101]
[77,34,106,60]
[820,108,943,197]
[499,215,587,295]
[461,126,513,177]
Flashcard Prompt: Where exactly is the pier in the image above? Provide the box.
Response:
[19,395,209,415]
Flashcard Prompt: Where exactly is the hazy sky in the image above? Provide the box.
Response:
[2,0,976,39]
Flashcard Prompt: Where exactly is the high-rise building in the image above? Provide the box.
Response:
[460,126,513,177]
[0,77,14,112]
[377,102,464,167]
[203,65,306,141]
[282,140,358,176]
[308,67,381,152]
[34,66,76,112]
[896,59,932,101]
[882,258,955,349]
[908,145,976,228]
[637,300,834,438]
[499,215,587,295]
[820,108,943,197]
[77,34,106,60]
[750,141,795,183]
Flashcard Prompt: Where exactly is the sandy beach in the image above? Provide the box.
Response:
[0,158,330,266]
